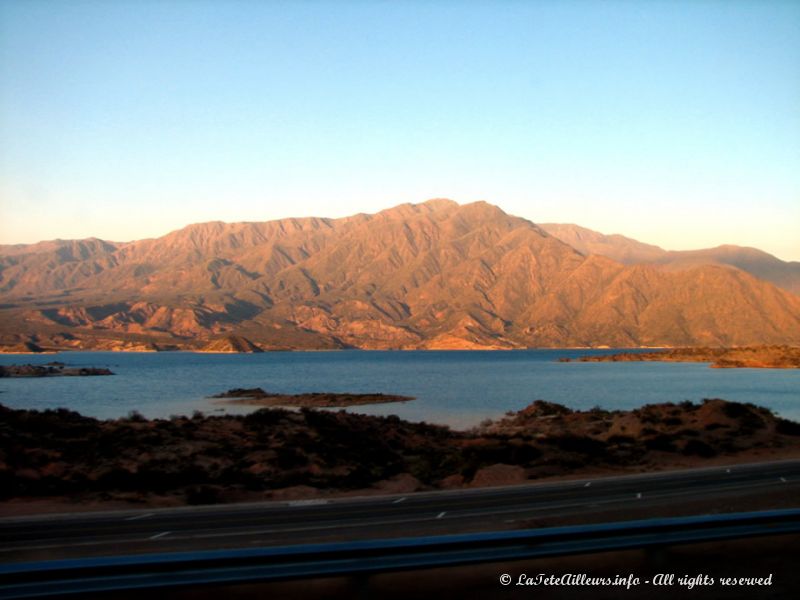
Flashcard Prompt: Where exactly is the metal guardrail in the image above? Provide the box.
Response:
[1,509,799,598]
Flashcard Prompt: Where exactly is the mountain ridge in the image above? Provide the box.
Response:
[1,200,799,350]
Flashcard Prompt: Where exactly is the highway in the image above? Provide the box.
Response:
[1,459,799,563]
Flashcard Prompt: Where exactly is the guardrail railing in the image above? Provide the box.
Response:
[1,508,799,598]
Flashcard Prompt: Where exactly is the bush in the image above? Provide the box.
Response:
[645,435,677,452]
[682,439,717,457]
[543,435,606,456]
[244,408,291,427]
[607,435,636,445]
[275,446,308,469]
[704,423,728,431]
[776,419,800,436]
[676,428,700,437]
[127,410,146,422]
[186,485,223,505]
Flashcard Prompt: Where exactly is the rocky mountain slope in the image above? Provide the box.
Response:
[2,200,799,350]
[540,223,800,295]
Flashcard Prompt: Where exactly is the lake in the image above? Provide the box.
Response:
[0,350,798,430]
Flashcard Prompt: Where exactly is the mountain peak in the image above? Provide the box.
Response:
[420,198,459,210]
[458,200,508,219]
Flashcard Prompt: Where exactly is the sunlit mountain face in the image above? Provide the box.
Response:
[1,200,799,352]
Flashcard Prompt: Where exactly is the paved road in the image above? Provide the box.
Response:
[1,460,799,562]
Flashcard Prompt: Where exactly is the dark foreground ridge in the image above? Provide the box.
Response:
[563,345,800,368]
[212,387,415,407]
[1,398,800,511]
[0,363,114,378]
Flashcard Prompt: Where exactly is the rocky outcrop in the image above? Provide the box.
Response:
[0,341,45,354]
[199,336,263,353]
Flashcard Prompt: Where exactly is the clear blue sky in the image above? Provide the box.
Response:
[1,0,798,260]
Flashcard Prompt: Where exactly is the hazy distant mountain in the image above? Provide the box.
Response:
[540,223,800,295]
[654,246,800,295]
[2,200,799,350]
[538,223,667,264]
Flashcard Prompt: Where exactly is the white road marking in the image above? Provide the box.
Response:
[149,531,171,540]
[6,477,796,554]
[781,477,787,483]
[287,499,329,507]
[8,465,800,555]
[726,469,731,474]
[124,513,154,521]
[392,497,407,504]
[636,492,642,499]
[436,511,446,519]
[584,482,592,488]
[0,485,766,553]
[192,514,453,540]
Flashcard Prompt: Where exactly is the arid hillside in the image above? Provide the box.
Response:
[1,399,799,508]
[2,200,800,350]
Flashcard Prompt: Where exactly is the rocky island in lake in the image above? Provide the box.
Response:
[0,363,114,378]
[212,387,414,407]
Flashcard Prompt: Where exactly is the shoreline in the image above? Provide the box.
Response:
[0,346,673,355]
[564,345,800,369]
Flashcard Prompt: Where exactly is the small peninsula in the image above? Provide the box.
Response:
[212,387,414,407]
[563,345,800,369]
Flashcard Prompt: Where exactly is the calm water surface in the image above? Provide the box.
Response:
[0,350,798,430]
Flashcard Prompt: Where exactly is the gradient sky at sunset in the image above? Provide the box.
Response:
[1,1,798,260]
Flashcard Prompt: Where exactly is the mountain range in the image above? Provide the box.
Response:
[1,199,799,350]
